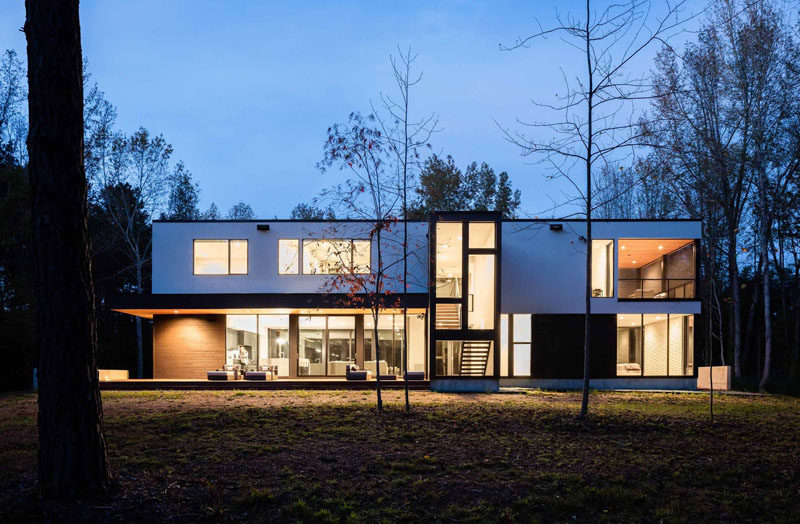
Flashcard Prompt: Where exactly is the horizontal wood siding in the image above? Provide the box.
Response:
[153,315,225,379]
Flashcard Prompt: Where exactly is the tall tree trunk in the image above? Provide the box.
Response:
[25,0,111,496]
[401,80,410,413]
[743,268,760,376]
[729,231,743,378]
[374,224,383,412]
[793,263,800,378]
[759,219,772,392]
[579,0,592,420]
[135,260,144,378]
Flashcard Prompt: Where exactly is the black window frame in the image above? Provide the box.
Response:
[193,239,249,276]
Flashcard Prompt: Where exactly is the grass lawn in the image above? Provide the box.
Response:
[1,389,799,522]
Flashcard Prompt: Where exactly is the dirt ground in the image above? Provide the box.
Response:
[1,389,798,522]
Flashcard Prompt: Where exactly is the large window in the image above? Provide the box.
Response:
[194,239,248,275]
[435,222,462,298]
[364,313,426,376]
[591,239,614,297]
[435,340,494,376]
[302,239,370,275]
[616,314,694,376]
[278,239,299,274]
[618,239,695,299]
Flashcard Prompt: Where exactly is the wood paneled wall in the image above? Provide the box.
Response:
[153,315,225,379]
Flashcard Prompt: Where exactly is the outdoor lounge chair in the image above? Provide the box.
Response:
[244,371,267,381]
[405,371,425,381]
[207,371,229,381]
[345,365,368,380]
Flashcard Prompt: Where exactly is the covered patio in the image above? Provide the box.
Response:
[98,377,431,391]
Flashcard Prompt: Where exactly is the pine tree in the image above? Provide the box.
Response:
[164,161,199,220]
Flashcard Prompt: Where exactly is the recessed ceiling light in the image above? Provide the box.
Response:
[656,316,662,320]
[621,246,626,250]
[173,310,179,314]
[619,315,625,320]
[632,260,637,264]
[658,245,664,250]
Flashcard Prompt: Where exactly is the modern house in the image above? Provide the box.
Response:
[111,212,701,391]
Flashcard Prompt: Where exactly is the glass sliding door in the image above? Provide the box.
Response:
[364,314,399,376]
[327,316,356,375]
[226,315,258,368]
[297,315,356,377]
[258,315,289,376]
[364,313,427,377]
[298,316,325,376]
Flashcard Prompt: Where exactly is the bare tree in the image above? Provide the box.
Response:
[373,46,438,412]
[649,0,800,387]
[24,0,111,495]
[501,0,688,417]
[0,50,27,164]
[319,113,402,412]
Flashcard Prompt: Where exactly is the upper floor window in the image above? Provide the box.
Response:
[618,239,695,299]
[302,239,371,275]
[436,222,462,298]
[194,239,248,275]
[278,239,299,274]
[468,222,495,249]
[591,239,614,297]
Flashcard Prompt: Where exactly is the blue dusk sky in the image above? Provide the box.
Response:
[0,1,701,218]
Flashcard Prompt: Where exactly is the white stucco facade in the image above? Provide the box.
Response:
[152,220,429,295]
[152,218,701,316]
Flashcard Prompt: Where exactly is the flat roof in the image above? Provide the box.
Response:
[154,218,701,224]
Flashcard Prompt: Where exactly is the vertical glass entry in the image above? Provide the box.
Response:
[431,215,500,378]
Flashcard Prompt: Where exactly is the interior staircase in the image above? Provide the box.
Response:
[435,303,461,329]
[458,340,492,376]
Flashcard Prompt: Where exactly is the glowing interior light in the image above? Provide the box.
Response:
[658,245,664,250]
[173,310,179,314]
